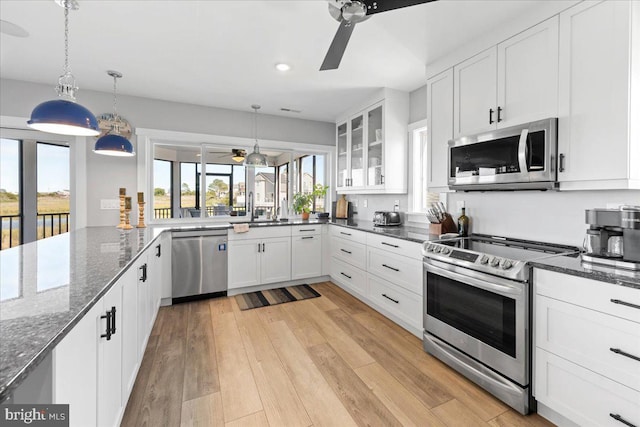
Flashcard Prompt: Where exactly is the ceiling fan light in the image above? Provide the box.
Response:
[232,155,245,162]
[93,133,135,156]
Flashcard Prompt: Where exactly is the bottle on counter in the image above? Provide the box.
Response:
[458,207,469,237]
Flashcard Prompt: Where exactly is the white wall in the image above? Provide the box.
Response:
[1,78,335,226]
[409,85,427,124]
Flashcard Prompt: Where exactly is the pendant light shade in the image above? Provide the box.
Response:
[27,0,99,136]
[244,105,268,167]
[94,70,134,156]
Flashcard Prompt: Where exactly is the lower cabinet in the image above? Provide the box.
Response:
[291,234,322,279]
[367,273,422,332]
[330,256,367,297]
[228,237,291,289]
[98,281,123,427]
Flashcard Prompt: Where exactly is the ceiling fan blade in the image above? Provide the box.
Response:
[362,0,436,16]
[320,20,356,71]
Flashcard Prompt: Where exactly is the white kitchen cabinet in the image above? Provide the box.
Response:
[426,68,453,190]
[291,234,322,280]
[336,89,409,194]
[453,17,559,138]
[53,303,100,427]
[260,237,292,284]
[228,235,291,289]
[136,255,151,364]
[97,280,123,427]
[120,261,140,407]
[367,273,422,332]
[155,232,172,305]
[330,256,368,297]
[557,0,640,190]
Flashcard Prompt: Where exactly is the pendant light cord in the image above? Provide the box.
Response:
[112,75,118,119]
[64,2,70,75]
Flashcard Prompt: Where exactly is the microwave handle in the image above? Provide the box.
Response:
[424,261,523,296]
[517,129,529,173]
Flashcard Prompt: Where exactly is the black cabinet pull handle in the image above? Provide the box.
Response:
[382,294,399,304]
[140,264,147,282]
[110,306,117,336]
[610,348,640,362]
[380,175,385,185]
[382,264,399,272]
[611,299,640,310]
[489,108,494,124]
[302,236,314,240]
[100,310,112,340]
[559,153,565,172]
[340,232,352,236]
[381,242,399,248]
[156,244,161,257]
[340,248,352,254]
[610,413,636,427]
[299,229,316,232]
[262,243,265,252]
[497,106,503,122]
[340,272,352,279]
[258,243,261,253]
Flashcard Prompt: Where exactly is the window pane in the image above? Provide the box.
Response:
[37,143,70,240]
[205,175,230,216]
[1,138,21,249]
[315,155,326,212]
[207,164,231,174]
[277,164,288,206]
[254,166,276,217]
[232,165,246,214]
[153,159,172,218]
[301,156,314,194]
[180,163,196,208]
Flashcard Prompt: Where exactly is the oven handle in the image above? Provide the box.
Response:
[424,262,523,296]
[518,128,529,174]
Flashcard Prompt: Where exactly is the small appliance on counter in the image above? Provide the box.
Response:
[582,206,640,270]
[373,211,402,226]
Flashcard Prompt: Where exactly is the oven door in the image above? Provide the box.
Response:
[423,259,528,386]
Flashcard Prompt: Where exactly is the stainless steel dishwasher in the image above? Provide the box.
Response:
[172,229,228,303]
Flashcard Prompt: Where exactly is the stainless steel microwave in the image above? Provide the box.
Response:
[447,118,558,191]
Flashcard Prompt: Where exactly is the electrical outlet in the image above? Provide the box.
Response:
[353,199,358,208]
[100,199,120,210]
[393,200,400,212]
[456,200,465,212]
[363,199,368,208]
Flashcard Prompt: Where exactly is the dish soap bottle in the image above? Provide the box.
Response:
[458,207,469,237]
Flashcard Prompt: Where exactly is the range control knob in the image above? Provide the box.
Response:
[500,260,513,270]
[425,244,433,252]
[480,255,490,264]
[434,246,442,253]
[442,248,451,255]
[490,257,501,267]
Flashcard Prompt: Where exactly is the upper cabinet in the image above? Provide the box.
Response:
[336,89,409,194]
[557,0,640,190]
[426,68,454,190]
[453,16,559,138]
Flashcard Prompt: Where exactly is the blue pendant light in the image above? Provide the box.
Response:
[94,70,135,156]
[27,0,99,136]
[244,105,268,167]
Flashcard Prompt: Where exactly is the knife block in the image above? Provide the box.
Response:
[429,214,458,235]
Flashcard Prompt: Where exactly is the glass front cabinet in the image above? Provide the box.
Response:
[335,90,409,194]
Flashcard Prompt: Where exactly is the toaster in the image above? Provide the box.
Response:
[373,211,402,226]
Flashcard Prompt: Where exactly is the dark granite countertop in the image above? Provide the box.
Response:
[531,255,640,290]
[330,219,441,243]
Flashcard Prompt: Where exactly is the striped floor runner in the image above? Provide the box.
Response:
[235,284,320,310]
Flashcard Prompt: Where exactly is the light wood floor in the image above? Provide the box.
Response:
[121,281,555,427]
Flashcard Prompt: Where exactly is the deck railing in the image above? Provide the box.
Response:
[37,212,70,240]
[0,214,21,250]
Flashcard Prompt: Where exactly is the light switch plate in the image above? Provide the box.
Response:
[393,200,400,212]
[100,199,120,210]
[363,199,368,208]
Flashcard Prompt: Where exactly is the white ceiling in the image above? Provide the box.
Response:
[0,0,569,122]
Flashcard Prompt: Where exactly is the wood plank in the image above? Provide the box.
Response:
[432,399,488,427]
[488,411,556,427]
[209,297,233,316]
[213,312,263,422]
[183,302,220,401]
[265,320,357,427]
[313,282,369,315]
[326,308,452,409]
[121,334,159,427]
[353,310,509,421]
[308,343,402,427]
[157,303,189,348]
[225,411,270,427]
[307,283,339,311]
[180,393,225,427]
[255,303,290,324]
[150,307,167,337]
[355,362,446,427]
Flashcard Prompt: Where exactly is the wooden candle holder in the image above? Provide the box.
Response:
[137,201,146,228]
[116,194,126,229]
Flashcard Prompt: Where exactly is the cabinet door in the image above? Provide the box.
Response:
[261,237,291,284]
[427,68,454,189]
[453,47,497,137]
[228,239,260,289]
[136,258,150,362]
[53,303,100,427]
[98,281,123,427]
[558,0,631,184]
[350,113,365,187]
[120,262,139,404]
[336,121,349,189]
[365,103,384,187]
[291,235,322,279]
[497,16,559,128]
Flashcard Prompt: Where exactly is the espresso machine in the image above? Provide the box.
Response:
[582,206,640,270]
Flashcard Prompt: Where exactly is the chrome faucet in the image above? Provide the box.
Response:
[248,191,255,221]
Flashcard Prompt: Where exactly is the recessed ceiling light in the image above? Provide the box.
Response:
[275,63,291,72]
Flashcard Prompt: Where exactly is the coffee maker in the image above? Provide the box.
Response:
[582,206,640,270]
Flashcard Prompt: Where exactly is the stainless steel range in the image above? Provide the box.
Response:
[422,234,578,414]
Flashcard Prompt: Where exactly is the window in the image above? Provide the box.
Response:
[276,163,288,206]
[294,154,327,212]
[36,142,70,240]
[410,124,439,212]
[232,165,246,213]
[253,166,276,216]
[1,138,21,249]
[180,162,197,209]
[153,159,173,218]
[205,164,232,216]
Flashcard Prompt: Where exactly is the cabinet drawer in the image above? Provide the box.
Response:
[331,236,366,270]
[535,349,640,427]
[536,295,640,391]
[291,224,323,236]
[330,225,367,245]
[331,256,367,297]
[228,225,291,240]
[534,269,640,323]
[368,274,422,330]
[366,233,422,260]
[367,247,422,295]
[292,235,322,280]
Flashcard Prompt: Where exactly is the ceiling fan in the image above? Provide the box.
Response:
[212,148,247,163]
[321,0,437,71]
